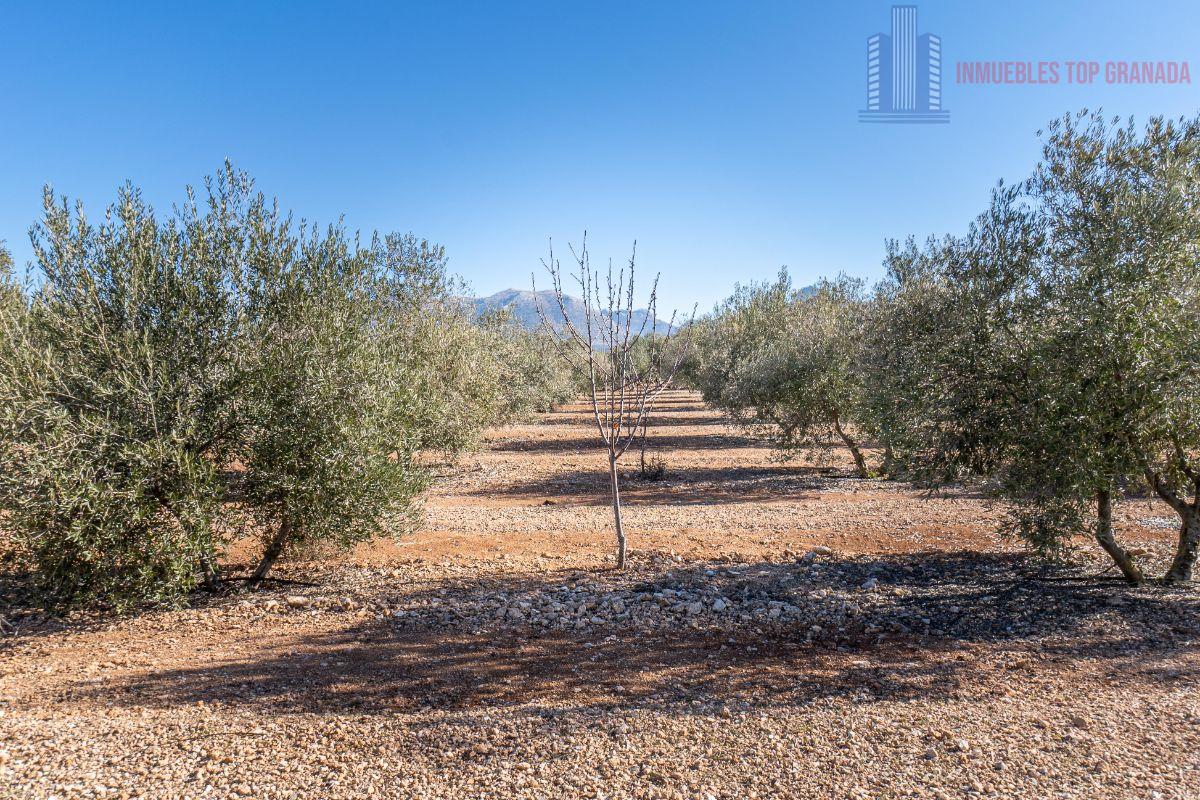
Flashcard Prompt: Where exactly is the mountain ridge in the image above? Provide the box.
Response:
[470,288,677,337]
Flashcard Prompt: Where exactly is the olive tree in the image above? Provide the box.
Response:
[871,112,1200,584]
[0,242,12,286]
[865,185,1042,486]
[240,229,431,588]
[1025,112,1200,583]
[0,179,247,607]
[868,182,1155,582]
[0,242,19,333]
[0,167,489,607]
[693,271,875,478]
[239,231,582,586]
[481,313,581,418]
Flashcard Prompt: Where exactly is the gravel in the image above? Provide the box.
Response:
[2,391,1198,799]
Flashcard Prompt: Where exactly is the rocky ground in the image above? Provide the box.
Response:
[2,391,1198,799]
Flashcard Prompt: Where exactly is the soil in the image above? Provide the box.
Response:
[1,391,1197,799]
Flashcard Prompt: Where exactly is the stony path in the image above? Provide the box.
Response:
[2,392,1198,799]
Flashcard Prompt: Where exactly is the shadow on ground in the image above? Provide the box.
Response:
[471,463,871,506]
[488,431,765,454]
[82,552,1200,717]
[529,408,730,427]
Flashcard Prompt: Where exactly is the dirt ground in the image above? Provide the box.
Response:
[2,391,1198,799]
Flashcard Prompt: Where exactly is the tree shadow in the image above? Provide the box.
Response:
[489,431,763,454]
[530,412,732,428]
[81,552,1200,718]
[469,464,853,506]
[0,566,54,641]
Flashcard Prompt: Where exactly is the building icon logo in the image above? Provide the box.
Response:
[859,6,949,124]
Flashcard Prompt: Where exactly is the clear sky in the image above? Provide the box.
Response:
[2,1,1197,314]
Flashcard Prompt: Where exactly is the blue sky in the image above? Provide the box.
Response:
[1,1,1197,314]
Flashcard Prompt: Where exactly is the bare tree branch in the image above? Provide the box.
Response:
[536,236,694,566]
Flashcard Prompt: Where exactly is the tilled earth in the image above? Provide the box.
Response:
[2,391,1198,799]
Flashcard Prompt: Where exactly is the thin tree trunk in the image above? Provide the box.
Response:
[1094,489,1143,585]
[832,415,869,479]
[639,413,648,475]
[248,517,291,590]
[1164,505,1200,584]
[608,451,627,568]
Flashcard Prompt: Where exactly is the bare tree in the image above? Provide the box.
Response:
[536,235,691,568]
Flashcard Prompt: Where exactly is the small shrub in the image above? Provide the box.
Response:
[640,455,668,482]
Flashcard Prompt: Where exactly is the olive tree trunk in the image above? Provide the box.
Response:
[248,517,292,590]
[832,415,869,479]
[1165,505,1200,584]
[881,443,898,479]
[1094,489,1143,585]
[1143,468,1200,584]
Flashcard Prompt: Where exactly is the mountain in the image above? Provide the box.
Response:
[470,289,676,337]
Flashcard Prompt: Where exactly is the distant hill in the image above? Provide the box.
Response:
[470,289,676,337]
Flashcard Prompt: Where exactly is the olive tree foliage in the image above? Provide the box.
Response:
[0,241,23,442]
[481,312,582,416]
[0,180,252,607]
[0,242,13,291]
[689,270,875,478]
[1026,112,1200,584]
[0,167,538,609]
[238,229,432,589]
[863,189,1042,487]
[0,242,19,335]
[870,111,1200,584]
[371,246,577,457]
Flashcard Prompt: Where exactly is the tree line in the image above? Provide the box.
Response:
[0,165,577,610]
[2,110,1195,607]
[684,111,1200,585]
